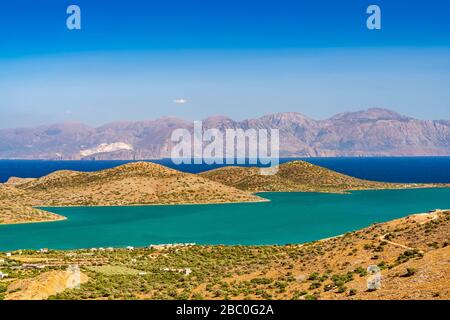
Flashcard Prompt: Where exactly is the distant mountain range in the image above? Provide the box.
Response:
[1,108,450,159]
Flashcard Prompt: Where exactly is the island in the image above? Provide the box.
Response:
[0,161,445,225]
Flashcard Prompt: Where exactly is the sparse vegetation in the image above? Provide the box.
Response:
[1,210,448,300]
[200,161,441,193]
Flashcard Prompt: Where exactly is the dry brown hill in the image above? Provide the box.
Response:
[200,160,433,192]
[6,269,89,300]
[0,201,65,225]
[0,162,263,224]
[0,185,63,224]
[4,177,36,187]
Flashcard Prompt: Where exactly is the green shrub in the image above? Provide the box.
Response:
[307,272,319,281]
[291,291,307,300]
[337,285,346,293]
[309,281,321,290]
[397,249,421,264]
[354,266,367,277]
[250,277,272,285]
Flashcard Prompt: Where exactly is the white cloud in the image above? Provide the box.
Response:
[173,99,188,105]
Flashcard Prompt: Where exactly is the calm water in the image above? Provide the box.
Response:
[1,188,450,251]
[1,157,450,183]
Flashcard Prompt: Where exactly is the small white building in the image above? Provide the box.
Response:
[6,253,11,257]
[126,246,134,251]
[38,248,49,253]
[0,271,9,279]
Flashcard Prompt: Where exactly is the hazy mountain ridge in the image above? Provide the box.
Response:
[1,108,450,159]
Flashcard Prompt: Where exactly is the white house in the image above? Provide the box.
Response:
[0,271,8,279]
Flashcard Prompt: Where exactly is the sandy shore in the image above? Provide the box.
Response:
[0,215,67,226]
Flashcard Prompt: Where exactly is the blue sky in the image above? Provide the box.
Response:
[0,0,449,128]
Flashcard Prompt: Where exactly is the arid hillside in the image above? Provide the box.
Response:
[0,201,65,225]
[2,162,264,207]
[200,160,434,193]
[1,160,447,224]
[1,210,449,300]
[0,185,64,224]
[0,162,263,224]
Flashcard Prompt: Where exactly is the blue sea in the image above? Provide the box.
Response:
[2,157,450,250]
[1,157,450,183]
[2,188,450,251]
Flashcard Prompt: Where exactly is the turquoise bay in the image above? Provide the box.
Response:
[2,188,450,251]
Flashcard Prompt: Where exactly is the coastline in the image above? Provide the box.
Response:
[3,186,450,226]
[1,159,449,228]
[0,214,67,226]
[34,196,270,209]
[1,209,447,251]
[254,183,450,194]
[2,209,448,300]
[0,207,448,253]
[0,198,270,226]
